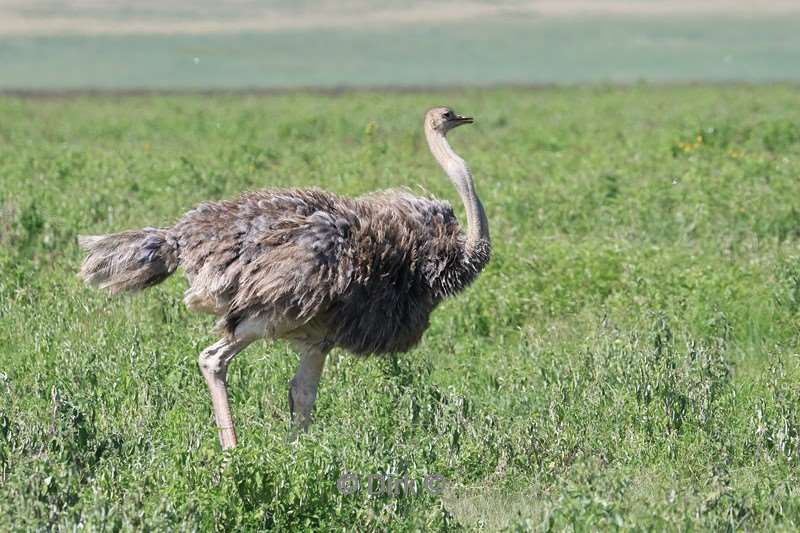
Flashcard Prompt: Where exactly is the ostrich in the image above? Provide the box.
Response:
[78,106,490,450]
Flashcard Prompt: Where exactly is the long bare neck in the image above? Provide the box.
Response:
[425,124,490,252]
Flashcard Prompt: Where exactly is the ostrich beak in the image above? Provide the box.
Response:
[451,114,474,128]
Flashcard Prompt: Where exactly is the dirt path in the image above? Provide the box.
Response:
[0,0,797,36]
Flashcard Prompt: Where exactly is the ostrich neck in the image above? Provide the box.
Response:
[425,126,490,251]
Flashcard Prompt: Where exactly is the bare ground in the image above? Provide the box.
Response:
[0,0,798,36]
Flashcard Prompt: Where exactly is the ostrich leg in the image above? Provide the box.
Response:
[198,337,253,449]
[288,342,330,434]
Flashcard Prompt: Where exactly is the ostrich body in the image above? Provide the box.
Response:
[79,107,490,449]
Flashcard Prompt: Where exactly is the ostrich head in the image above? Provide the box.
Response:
[425,107,473,136]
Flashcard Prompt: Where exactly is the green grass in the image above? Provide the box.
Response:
[2,85,800,530]
[3,15,800,89]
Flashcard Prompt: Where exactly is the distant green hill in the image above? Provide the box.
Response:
[1,15,799,89]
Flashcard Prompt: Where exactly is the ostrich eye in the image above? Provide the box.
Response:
[443,111,452,119]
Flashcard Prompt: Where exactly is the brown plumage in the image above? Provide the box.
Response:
[79,106,490,449]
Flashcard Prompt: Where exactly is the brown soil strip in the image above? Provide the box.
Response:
[1,1,798,36]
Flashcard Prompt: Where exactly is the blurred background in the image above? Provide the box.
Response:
[1,0,799,90]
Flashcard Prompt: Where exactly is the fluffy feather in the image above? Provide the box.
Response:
[79,187,489,356]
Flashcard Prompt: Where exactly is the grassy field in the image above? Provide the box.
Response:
[3,15,800,89]
[2,85,800,530]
